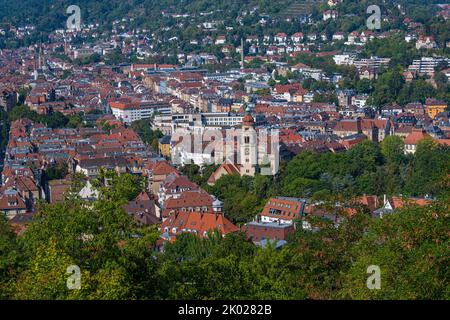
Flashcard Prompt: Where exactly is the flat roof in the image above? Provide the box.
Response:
[246,221,294,229]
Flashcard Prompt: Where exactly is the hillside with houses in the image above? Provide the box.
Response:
[0,0,448,302]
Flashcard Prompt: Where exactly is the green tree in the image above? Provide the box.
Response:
[340,198,450,299]
[0,217,19,299]
[404,138,450,197]
[12,240,79,299]
[381,135,405,165]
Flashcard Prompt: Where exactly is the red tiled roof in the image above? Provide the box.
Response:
[161,210,239,239]
[163,191,213,218]
[390,196,432,209]
[146,161,179,176]
[404,128,432,145]
[242,113,255,125]
[207,161,241,185]
[260,197,307,221]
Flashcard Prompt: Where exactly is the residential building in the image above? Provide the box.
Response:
[259,197,307,225]
[109,98,171,124]
[0,189,28,220]
[242,220,295,245]
[158,135,171,158]
[415,35,437,50]
[425,99,447,119]
[404,128,432,154]
[160,209,239,241]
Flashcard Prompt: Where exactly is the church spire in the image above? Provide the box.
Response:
[242,103,254,126]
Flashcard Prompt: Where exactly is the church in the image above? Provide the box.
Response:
[207,109,279,185]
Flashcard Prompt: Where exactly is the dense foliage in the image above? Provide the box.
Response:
[130,118,164,151]
[0,170,448,299]
[7,105,87,129]
[206,139,449,226]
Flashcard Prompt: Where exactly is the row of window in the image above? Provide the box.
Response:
[164,227,209,237]
[271,202,299,210]
[179,206,209,212]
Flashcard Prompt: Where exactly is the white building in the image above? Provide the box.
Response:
[333,54,354,65]
[354,56,391,71]
[323,10,338,21]
[109,99,171,124]
[408,57,449,76]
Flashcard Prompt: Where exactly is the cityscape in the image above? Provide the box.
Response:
[0,0,448,304]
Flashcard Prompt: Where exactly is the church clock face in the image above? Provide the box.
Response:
[244,147,250,155]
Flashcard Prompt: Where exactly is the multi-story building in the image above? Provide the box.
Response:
[354,56,391,72]
[259,197,307,225]
[109,98,171,124]
[160,209,239,241]
[408,57,448,76]
[415,35,437,50]
[425,99,447,119]
[158,135,171,158]
[243,220,295,242]
[167,112,246,133]
[404,128,432,154]
[333,54,354,65]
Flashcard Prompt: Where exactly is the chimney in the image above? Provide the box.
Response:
[240,38,244,70]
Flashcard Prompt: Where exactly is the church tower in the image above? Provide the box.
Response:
[240,105,257,177]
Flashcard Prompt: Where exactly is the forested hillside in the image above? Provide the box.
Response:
[0,0,291,31]
[0,0,442,32]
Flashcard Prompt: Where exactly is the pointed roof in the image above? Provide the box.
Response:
[242,113,255,126]
[207,161,241,185]
[404,128,432,145]
[160,210,239,239]
[146,160,179,176]
[78,181,99,200]
[135,191,152,201]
